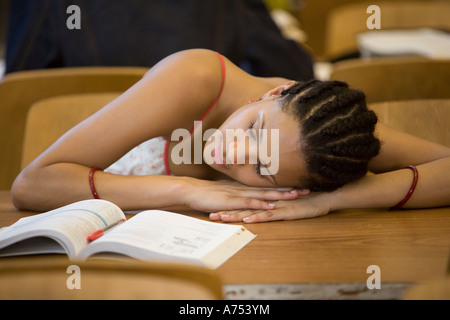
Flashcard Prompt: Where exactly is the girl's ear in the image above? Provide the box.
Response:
[262,81,296,99]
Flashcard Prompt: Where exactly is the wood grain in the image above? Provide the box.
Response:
[1,191,449,285]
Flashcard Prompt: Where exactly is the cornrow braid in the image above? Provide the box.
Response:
[281,80,381,192]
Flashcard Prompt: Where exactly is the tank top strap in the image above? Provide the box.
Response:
[197,52,226,125]
[164,52,226,175]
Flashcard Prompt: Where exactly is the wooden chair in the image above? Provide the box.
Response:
[369,99,450,148]
[0,67,148,189]
[295,0,371,59]
[403,277,450,300]
[0,256,223,300]
[324,0,450,61]
[20,93,121,169]
[330,56,450,103]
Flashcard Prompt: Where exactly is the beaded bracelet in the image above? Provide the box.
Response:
[390,165,418,210]
[89,167,103,199]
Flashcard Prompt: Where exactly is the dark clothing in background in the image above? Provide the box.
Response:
[6,0,314,80]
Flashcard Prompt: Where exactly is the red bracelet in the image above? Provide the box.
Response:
[89,167,103,199]
[390,165,418,210]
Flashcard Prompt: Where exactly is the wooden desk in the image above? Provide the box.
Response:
[1,191,449,299]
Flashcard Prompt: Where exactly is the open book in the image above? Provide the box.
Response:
[0,200,255,269]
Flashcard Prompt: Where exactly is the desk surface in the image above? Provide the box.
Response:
[1,191,449,299]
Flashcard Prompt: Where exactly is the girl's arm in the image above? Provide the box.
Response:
[11,49,298,212]
[212,122,450,222]
[328,122,450,211]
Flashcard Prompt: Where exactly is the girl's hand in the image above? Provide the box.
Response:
[209,192,330,223]
[181,177,308,213]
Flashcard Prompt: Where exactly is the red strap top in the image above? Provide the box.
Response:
[163,52,226,175]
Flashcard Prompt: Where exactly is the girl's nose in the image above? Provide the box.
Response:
[226,139,258,165]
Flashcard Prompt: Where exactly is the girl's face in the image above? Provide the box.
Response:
[203,84,307,187]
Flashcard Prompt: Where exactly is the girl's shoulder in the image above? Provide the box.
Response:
[153,49,225,81]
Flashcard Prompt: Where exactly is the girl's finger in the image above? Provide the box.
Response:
[242,210,282,223]
[244,189,307,201]
[242,205,325,223]
[211,209,265,222]
[208,197,275,214]
[209,211,241,221]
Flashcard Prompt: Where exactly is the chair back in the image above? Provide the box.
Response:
[0,256,223,300]
[330,57,450,103]
[21,93,120,169]
[370,99,450,148]
[0,67,147,189]
[324,0,450,60]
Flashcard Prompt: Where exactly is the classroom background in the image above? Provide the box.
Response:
[0,0,449,301]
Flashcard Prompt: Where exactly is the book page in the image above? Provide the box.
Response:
[79,210,255,268]
[0,200,125,259]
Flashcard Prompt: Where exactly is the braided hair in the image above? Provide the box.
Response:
[281,80,381,191]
